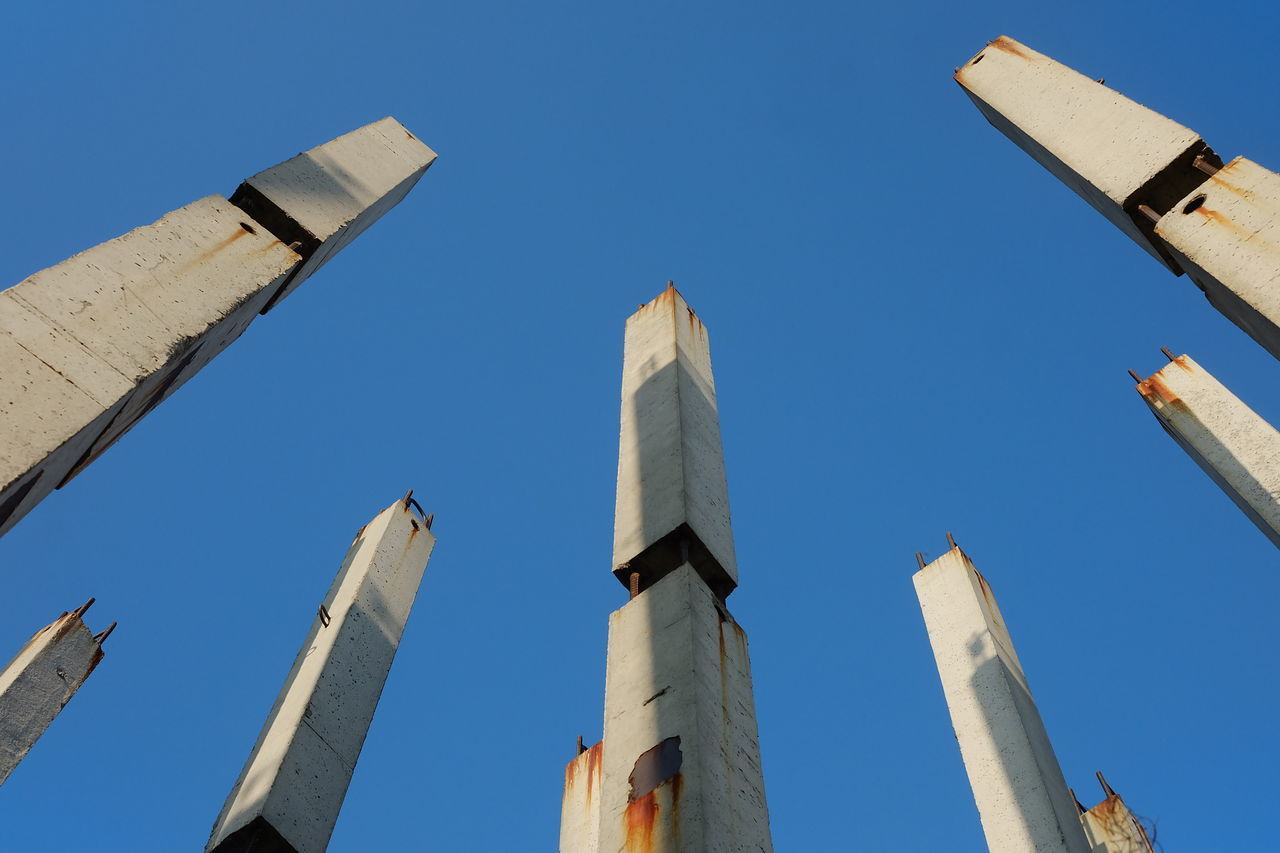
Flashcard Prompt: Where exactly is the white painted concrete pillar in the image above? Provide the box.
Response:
[560,742,603,853]
[914,544,1090,853]
[613,284,738,598]
[1135,353,1280,548]
[0,118,435,538]
[1078,775,1154,853]
[0,599,115,785]
[206,495,435,853]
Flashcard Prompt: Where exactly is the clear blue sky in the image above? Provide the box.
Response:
[1,1,1277,850]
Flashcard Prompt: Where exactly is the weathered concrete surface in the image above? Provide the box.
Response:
[1080,789,1154,853]
[0,601,113,785]
[1155,159,1280,360]
[914,545,1090,853]
[1136,353,1280,548]
[230,117,436,311]
[955,36,1219,272]
[560,742,603,853]
[596,564,771,853]
[614,285,738,597]
[0,118,435,540]
[206,497,435,853]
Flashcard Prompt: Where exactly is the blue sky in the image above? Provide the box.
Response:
[1,1,1278,849]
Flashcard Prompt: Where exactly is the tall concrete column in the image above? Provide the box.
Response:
[206,494,436,853]
[0,118,436,538]
[1077,774,1154,853]
[0,599,115,785]
[955,35,1280,362]
[1135,352,1280,548]
[560,285,772,853]
[913,541,1090,853]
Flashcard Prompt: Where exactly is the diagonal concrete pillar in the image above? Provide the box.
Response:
[206,494,435,853]
[1134,352,1280,548]
[1076,773,1155,853]
[561,285,771,853]
[0,118,435,539]
[956,36,1280,362]
[914,540,1090,853]
[0,599,116,785]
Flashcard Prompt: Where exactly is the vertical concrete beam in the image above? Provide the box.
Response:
[0,600,115,785]
[230,118,436,312]
[1155,159,1280,360]
[596,564,772,853]
[0,118,435,539]
[954,36,1220,272]
[1078,775,1154,853]
[560,742,603,853]
[206,496,436,853]
[613,284,737,597]
[914,544,1090,853]
[1135,353,1280,548]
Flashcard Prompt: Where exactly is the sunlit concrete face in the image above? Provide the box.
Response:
[613,285,737,597]
[0,604,111,785]
[206,498,435,853]
[0,118,435,539]
[955,35,1220,273]
[1136,354,1280,548]
[913,546,1090,853]
[1155,159,1280,360]
[1080,794,1154,853]
[560,742,603,853]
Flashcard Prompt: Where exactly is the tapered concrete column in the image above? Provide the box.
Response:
[0,600,115,785]
[954,35,1220,272]
[206,495,436,853]
[560,742,603,853]
[914,544,1090,853]
[613,284,737,598]
[0,118,435,538]
[1077,775,1154,853]
[1135,353,1280,548]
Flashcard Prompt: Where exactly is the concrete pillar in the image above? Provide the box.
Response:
[956,36,1280,362]
[954,35,1220,272]
[1135,353,1280,548]
[1077,774,1154,853]
[206,494,435,853]
[560,742,603,853]
[563,286,771,852]
[0,118,435,539]
[913,542,1090,853]
[613,284,737,599]
[0,599,115,785]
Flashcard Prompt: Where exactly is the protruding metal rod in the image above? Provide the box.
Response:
[945,532,957,550]
[1160,346,1176,362]
[1070,788,1087,815]
[1137,204,1161,224]
[93,622,117,645]
[71,598,95,620]
[915,552,926,570]
[1193,153,1221,176]
[629,572,641,600]
[1096,770,1116,798]
[1128,369,1143,383]
[576,735,585,756]
[424,513,434,530]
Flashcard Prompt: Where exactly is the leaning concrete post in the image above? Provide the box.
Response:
[561,285,772,852]
[913,541,1090,853]
[1076,773,1155,853]
[0,118,435,538]
[955,36,1280,362]
[206,494,436,853]
[0,599,116,785]
[1134,352,1280,548]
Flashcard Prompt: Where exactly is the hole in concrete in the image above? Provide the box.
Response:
[1183,195,1207,214]
[240,221,257,234]
[972,53,984,65]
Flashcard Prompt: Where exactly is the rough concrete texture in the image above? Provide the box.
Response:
[560,742,603,853]
[0,604,110,785]
[613,285,738,596]
[0,117,434,540]
[1155,158,1280,360]
[1136,353,1280,548]
[1080,795,1154,853]
[914,546,1090,853]
[230,117,436,311]
[206,498,436,853]
[955,36,1219,272]
[595,564,772,853]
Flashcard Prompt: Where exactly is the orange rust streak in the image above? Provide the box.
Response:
[1172,355,1194,373]
[585,742,602,803]
[1141,374,1180,405]
[990,36,1030,59]
[623,790,658,852]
